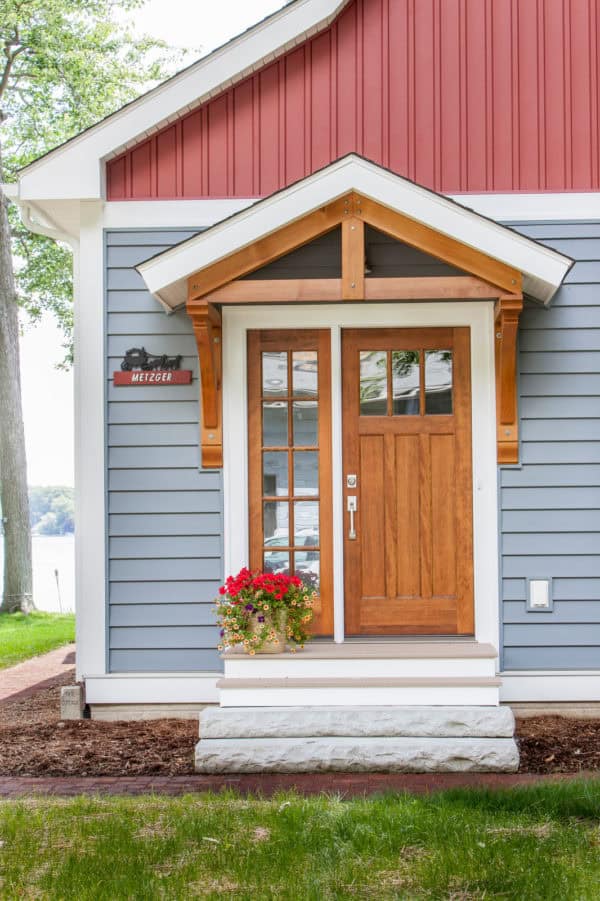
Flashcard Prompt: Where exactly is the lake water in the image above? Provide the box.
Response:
[0,534,75,613]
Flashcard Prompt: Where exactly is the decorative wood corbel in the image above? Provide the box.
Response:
[187,299,222,468]
[495,293,523,464]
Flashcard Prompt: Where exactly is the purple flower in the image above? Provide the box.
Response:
[258,616,265,623]
[219,629,225,637]
[245,603,255,612]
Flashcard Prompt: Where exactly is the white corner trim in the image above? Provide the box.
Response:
[75,201,107,680]
[85,673,220,705]
[17,0,351,200]
[500,672,600,703]
[137,156,573,310]
[222,302,499,650]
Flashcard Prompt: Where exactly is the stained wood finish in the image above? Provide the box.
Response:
[342,327,474,636]
[247,329,333,636]
[186,301,222,468]
[495,294,524,464]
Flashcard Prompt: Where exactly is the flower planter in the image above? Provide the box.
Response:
[247,610,287,654]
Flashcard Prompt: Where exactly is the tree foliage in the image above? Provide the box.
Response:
[0,0,188,363]
[28,486,74,535]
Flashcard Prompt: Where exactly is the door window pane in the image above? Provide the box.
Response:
[263,402,288,446]
[292,351,318,397]
[263,451,288,496]
[425,350,453,414]
[294,501,319,544]
[392,351,420,415]
[262,351,288,396]
[293,401,318,446]
[295,551,320,593]
[360,351,387,415]
[264,550,289,575]
[263,501,289,544]
[293,451,319,496]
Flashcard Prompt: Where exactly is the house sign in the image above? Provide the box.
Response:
[113,347,192,386]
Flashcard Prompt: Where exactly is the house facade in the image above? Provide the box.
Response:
[7,0,600,771]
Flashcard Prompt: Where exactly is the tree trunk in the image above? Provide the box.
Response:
[0,139,33,613]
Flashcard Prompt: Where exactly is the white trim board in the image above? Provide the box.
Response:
[500,672,600,703]
[16,0,352,201]
[137,156,573,309]
[222,302,500,651]
[85,674,219,705]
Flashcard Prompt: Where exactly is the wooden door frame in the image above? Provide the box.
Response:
[221,302,500,651]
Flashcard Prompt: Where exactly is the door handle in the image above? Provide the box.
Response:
[347,495,357,540]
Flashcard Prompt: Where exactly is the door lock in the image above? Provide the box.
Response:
[346,474,357,488]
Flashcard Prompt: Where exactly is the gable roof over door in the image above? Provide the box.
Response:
[136,155,573,310]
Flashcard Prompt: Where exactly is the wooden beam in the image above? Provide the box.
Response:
[188,198,346,301]
[341,212,365,299]
[495,293,523,464]
[200,275,502,305]
[187,300,223,468]
[358,195,522,296]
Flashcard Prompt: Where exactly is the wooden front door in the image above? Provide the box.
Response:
[342,327,474,635]
[247,329,333,636]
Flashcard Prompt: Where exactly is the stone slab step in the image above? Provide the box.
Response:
[195,736,520,774]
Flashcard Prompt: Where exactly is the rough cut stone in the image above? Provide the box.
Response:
[60,685,84,720]
[195,736,520,774]
[200,705,515,740]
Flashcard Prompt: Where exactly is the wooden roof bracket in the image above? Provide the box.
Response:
[187,298,223,468]
[495,292,524,464]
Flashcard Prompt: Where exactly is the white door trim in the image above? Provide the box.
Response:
[222,302,499,650]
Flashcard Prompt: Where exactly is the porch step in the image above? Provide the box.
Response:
[216,675,502,707]
[195,705,519,773]
[222,641,498,681]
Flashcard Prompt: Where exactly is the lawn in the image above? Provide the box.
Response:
[1,782,599,899]
[0,611,75,668]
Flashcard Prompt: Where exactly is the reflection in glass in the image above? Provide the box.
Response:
[263,501,289,544]
[360,351,387,415]
[294,501,319,544]
[262,351,288,396]
[263,402,288,446]
[292,351,318,397]
[293,401,318,446]
[392,350,420,415]
[295,551,320,592]
[425,350,453,414]
[263,451,288,496]
[264,550,290,575]
[293,451,319,496]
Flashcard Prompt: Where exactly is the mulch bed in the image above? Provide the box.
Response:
[1,673,599,777]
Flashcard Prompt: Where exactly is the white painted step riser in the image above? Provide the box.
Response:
[195,737,519,773]
[224,658,497,680]
[219,686,500,707]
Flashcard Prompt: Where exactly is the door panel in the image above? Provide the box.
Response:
[342,327,474,635]
[247,329,333,636]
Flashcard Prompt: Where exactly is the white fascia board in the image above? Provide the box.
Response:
[16,0,350,201]
[138,155,573,309]
[449,192,600,222]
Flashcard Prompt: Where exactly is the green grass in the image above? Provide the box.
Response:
[0,611,75,668]
[1,782,600,899]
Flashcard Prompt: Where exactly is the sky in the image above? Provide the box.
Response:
[20,1,286,487]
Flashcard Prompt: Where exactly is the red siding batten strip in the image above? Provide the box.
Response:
[106,0,600,198]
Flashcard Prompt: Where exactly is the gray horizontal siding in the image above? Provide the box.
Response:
[501,222,600,671]
[105,228,224,674]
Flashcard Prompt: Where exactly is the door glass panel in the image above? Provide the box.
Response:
[262,351,288,396]
[392,350,420,415]
[293,401,318,446]
[360,351,387,415]
[295,551,320,593]
[293,451,319,496]
[263,402,288,446]
[263,451,288,496]
[294,501,319,544]
[425,350,453,414]
[264,550,290,575]
[292,351,318,397]
[263,501,289,544]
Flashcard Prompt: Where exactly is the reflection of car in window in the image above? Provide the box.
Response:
[264,530,319,576]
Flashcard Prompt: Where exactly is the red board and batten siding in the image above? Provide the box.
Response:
[107,0,600,199]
